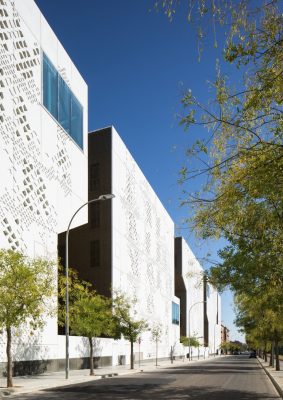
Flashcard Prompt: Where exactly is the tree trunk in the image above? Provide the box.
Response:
[130,340,134,369]
[275,337,280,371]
[155,340,158,366]
[270,341,274,367]
[89,337,94,376]
[6,327,13,387]
[170,346,174,363]
[264,350,267,362]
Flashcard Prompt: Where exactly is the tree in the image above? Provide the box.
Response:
[177,0,283,255]
[181,335,200,359]
[235,288,283,370]
[0,249,55,387]
[70,293,113,375]
[219,340,240,355]
[151,323,163,366]
[58,267,114,375]
[180,335,200,348]
[156,0,283,344]
[113,292,148,369]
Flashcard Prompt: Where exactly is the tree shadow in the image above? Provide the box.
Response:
[1,329,51,377]
[161,362,262,375]
[19,376,279,400]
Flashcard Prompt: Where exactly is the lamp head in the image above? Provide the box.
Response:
[98,194,115,201]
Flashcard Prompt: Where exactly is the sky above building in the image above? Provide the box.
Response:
[34,0,244,342]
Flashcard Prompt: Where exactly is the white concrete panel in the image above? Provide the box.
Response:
[57,45,72,86]
[180,238,204,340]
[111,127,177,359]
[40,107,58,168]
[40,14,58,66]
[70,63,88,107]
[14,0,41,43]
[207,285,221,354]
[0,0,88,365]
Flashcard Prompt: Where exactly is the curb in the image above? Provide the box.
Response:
[258,358,283,399]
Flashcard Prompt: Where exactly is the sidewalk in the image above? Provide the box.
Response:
[257,357,283,399]
[0,364,137,398]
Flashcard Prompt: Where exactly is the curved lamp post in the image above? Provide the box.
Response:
[65,193,115,379]
[188,300,206,361]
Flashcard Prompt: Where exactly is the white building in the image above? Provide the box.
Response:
[175,237,221,358]
[111,127,181,360]
[206,283,222,355]
[0,0,221,374]
[0,0,87,374]
[60,127,182,366]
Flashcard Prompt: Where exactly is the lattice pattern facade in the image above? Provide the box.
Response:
[0,0,87,366]
[111,128,180,357]
[0,0,87,257]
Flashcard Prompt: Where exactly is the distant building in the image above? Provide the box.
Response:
[221,324,230,342]
[175,237,204,340]
[174,237,221,355]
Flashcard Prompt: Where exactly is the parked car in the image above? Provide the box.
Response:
[233,351,240,355]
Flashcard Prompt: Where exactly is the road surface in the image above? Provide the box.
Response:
[18,355,280,400]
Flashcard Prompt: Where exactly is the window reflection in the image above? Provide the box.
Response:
[43,55,58,119]
[58,76,71,133]
[42,53,83,150]
[172,302,180,325]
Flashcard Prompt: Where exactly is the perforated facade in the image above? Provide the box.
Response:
[175,237,221,357]
[111,127,181,359]
[0,0,88,371]
[59,127,182,364]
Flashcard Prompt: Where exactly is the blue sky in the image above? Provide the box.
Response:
[34,0,244,341]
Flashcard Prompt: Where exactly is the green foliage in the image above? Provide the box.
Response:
[58,266,114,375]
[151,322,163,342]
[235,291,283,346]
[220,340,242,353]
[113,291,148,343]
[181,335,200,347]
[113,291,148,369]
[151,323,163,365]
[157,0,283,346]
[0,249,55,330]
[0,249,55,387]
[58,266,115,336]
[69,293,113,339]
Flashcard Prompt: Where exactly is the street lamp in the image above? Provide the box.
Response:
[188,301,206,361]
[65,193,115,379]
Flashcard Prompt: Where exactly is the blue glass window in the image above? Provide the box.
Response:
[58,76,71,133]
[42,53,83,150]
[43,54,58,119]
[172,302,180,325]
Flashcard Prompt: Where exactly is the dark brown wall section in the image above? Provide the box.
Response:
[174,237,187,337]
[203,275,209,347]
[58,127,113,299]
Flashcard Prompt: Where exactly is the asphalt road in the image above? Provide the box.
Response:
[17,355,280,400]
